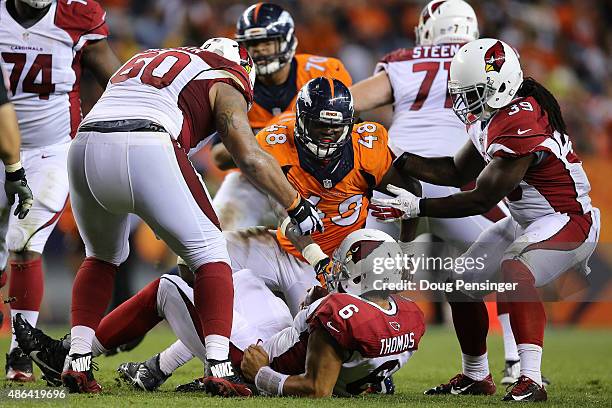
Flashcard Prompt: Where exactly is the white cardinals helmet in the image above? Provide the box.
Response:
[201,37,256,90]
[448,38,523,124]
[328,229,404,296]
[415,0,479,46]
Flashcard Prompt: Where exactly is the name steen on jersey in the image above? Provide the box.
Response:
[411,44,461,59]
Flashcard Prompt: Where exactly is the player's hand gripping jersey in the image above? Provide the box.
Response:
[262,293,425,396]
[83,46,253,152]
[249,54,352,131]
[0,0,109,147]
[256,117,393,258]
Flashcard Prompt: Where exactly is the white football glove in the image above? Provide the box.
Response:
[369,184,420,222]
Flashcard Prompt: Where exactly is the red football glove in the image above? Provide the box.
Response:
[368,203,405,222]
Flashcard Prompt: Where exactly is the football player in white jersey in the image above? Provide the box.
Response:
[61,37,322,394]
[0,0,120,381]
[15,229,425,398]
[350,0,524,392]
[370,38,600,402]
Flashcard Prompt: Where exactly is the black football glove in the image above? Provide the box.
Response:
[314,257,333,288]
[287,196,323,235]
[5,167,33,219]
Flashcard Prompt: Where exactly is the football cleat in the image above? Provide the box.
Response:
[117,354,170,391]
[203,359,253,397]
[365,375,395,394]
[13,313,69,386]
[425,373,496,396]
[175,377,206,393]
[61,353,101,393]
[502,375,547,402]
[501,359,551,388]
[501,360,521,385]
[5,347,34,382]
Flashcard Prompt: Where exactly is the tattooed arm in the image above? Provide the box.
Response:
[209,82,299,208]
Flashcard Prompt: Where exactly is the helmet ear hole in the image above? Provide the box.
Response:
[353,275,362,285]
[499,83,507,93]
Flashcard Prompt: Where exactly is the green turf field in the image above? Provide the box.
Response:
[1,324,611,407]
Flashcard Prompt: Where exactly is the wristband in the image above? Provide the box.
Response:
[393,152,410,171]
[286,193,301,211]
[302,243,327,267]
[254,366,288,396]
[279,216,292,237]
[418,198,427,216]
[4,161,22,173]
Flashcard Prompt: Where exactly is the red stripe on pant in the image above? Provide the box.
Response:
[520,212,592,254]
[96,278,163,349]
[171,139,221,230]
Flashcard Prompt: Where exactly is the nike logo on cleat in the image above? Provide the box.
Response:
[450,383,474,395]
[70,355,91,372]
[512,392,533,401]
[210,362,234,378]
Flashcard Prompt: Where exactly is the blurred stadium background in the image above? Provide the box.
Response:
[1,0,611,333]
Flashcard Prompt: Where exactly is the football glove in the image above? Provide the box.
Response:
[5,166,33,219]
[314,257,333,288]
[287,196,323,235]
[369,184,420,222]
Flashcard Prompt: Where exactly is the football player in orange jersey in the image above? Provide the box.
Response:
[220,77,419,316]
[210,3,353,231]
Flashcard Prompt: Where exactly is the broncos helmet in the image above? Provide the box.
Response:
[295,77,354,160]
[235,3,297,75]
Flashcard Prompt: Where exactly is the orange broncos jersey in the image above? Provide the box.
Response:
[256,117,393,260]
[248,54,352,131]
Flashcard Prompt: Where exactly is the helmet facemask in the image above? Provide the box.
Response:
[448,78,496,124]
[296,110,352,160]
[241,35,297,76]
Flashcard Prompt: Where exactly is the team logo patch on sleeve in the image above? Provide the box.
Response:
[484,40,506,73]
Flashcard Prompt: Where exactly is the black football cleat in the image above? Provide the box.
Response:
[425,373,496,395]
[117,354,170,391]
[366,375,395,394]
[502,375,547,402]
[13,313,69,386]
[5,347,34,382]
[61,353,101,393]
[175,377,206,392]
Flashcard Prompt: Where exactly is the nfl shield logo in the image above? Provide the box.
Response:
[323,179,332,189]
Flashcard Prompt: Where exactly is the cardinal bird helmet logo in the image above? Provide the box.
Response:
[484,40,506,73]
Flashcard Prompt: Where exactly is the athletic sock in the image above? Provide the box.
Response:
[517,344,543,386]
[462,352,490,381]
[159,340,194,376]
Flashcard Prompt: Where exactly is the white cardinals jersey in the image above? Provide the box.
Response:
[83,47,253,152]
[467,96,593,227]
[0,0,108,148]
[261,293,425,396]
[376,44,466,157]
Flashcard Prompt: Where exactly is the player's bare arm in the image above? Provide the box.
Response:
[0,103,21,166]
[393,140,486,188]
[375,165,422,197]
[419,154,534,218]
[211,82,298,209]
[372,154,534,220]
[81,39,122,87]
[242,328,344,397]
[350,71,394,113]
